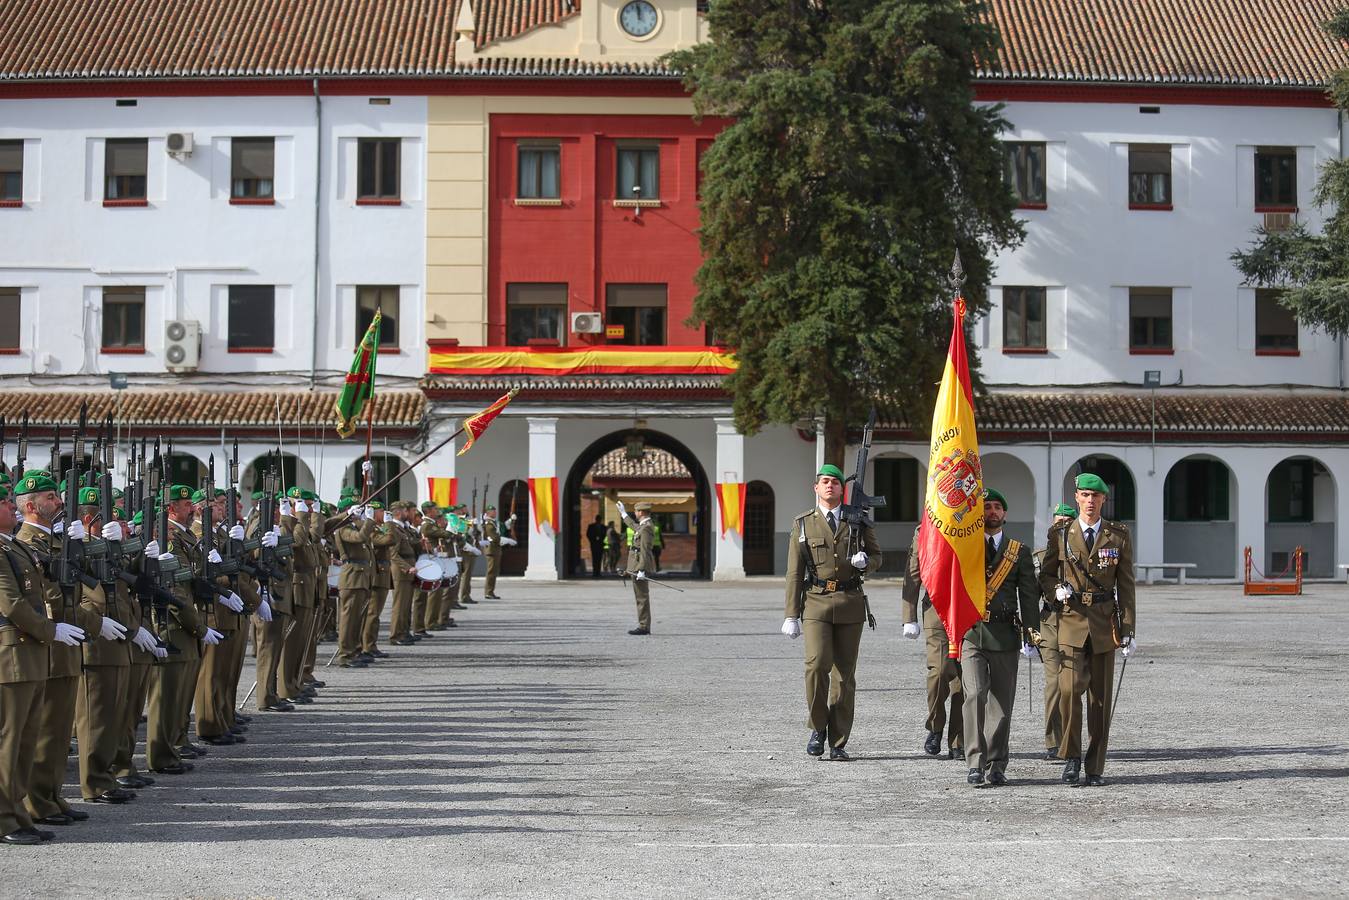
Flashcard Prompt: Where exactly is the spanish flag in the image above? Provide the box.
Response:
[529,477,559,533]
[457,388,519,456]
[716,482,746,536]
[428,477,457,509]
[917,297,986,658]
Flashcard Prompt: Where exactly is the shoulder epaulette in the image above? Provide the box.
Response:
[794,510,814,523]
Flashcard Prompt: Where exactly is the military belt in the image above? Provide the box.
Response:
[1079,590,1108,606]
[810,575,861,593]
[343,558,371,565]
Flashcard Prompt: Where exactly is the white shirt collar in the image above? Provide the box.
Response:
[1078,516,1102,535]
[987,530,1003,550]
[818,502,842,521]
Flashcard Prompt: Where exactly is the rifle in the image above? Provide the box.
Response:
[15,411,28,480]
[839,407,886,629]
[224,439,260,581]
[196,454,237,617]
[470,477,479,522]
[51,404,98,624]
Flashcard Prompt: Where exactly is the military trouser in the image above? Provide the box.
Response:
[412,588,429,633]
[959,641,1018,776]
[803,618,864,749]
[1039,614,1065,751]
[226,619,250,725]
[254,615,286,709]
[337,587,369,663]
[25,674,79,818]
[632,578,651,631]
[484,553,501,596]
[390,578,414,642]
[923,603,963,748]
[304,581,329,681]
[321,591,338,638]
[77,665,129,798]
[362,587,390,653]
[458,555,476,603]
[425,586,444,627]
[173,655,202,749]
[589,542,604,577]
[146,661,191,770]
[194,634,234,738]
[115,661,152,778]
[282,605,314,699]
[0,679,45,835]
[1058,640,1117,776]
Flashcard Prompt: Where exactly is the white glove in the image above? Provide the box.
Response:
[479,540,491,548]
[1021,642,1038,659]
[54,622,85,646]
[256,599,273,623]
[635,570,646,581]
[157,552,175,562]
[203,628,223,646]
[66,520,86,541]
[465,544,482,556]
[505,515,517,527]
[229,523,245,540]
[219,592,244,613]
[101,521,122,541]
[132,627,158,653]
[279,499,294,518]
[850,551,868,569]
[151,645,168,659]
[261,529,279,548]
[615,501,627,519]
[100,617,128,641]
[1121,636,1137,659]
[53,521,64,534]
[502,537,517,546]
[207,549,223,564]
[361,460,374,476]
[1055,584,1073,602]
[902,622,921,639]
[781,617,802,639]
[143,539,160,558]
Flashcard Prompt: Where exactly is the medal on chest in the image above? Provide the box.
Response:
[1096,547,1119,570]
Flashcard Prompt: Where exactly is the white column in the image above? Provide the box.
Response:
[524,416,558,580]
[1234,455,1265,582]
[1133,467,1165,565]
[713,417,746,580]
[424,417,459,505]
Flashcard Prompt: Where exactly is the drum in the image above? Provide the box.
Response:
[415,554,445,591]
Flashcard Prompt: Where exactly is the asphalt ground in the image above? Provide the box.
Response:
[3,578,1347,898]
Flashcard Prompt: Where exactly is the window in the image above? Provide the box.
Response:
[356,285,399,348]
[1164,459,1230,521]
[1268,459,1315,523]
[1002,286,1046,350]
[0,141,21,203]
[0,287,19,351]
[228,285,275,352]
[104,139,148,202]
[357,138,400,202]
[1003,142,1046,207]
[517,144,560,199]
[101,287,146,351]
[616,146,660,200]
[1256,289,1297,353]
[873,457,919,522]
[506,283,567,346]
[605,284,667,345]
[1255,147,1297,209]
[1129,288,1172,351]
[231,137,274,201]
[1128,144,1171,207]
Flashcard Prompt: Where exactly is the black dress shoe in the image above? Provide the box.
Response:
[829,746,851,762]
[28,828,56,841]
[1062,758,1082,784]
[181,742,207,756]
[202,734,236,746]
[627,627,650,635]
[230,734,247,743]
[235,714,254,724]
[151,762,194,775]
[62,808,89,822]
[2,829,42,845]
[286,695,313,705]
[446,620,458,628]
[116,776,149,789]
[370,649,389,659]
[1082,773,1107,786]
[923,731,941,756]
[967,768,985,785]
[300,687,318,698]
[264,700,296,711]
[37,813,73,826]
[393,637,416,646]
[230,726,248,735]
[988,770,1008,787]
[1045,749,1061,762]
[339,660,368,669]
[304,679,326,689]
[463,598,479,604]
[90,790,132,804]
[806,730,826,756]
[413,630,433,638]
[485,593,501,600]
[176,747,202,759]
[357,652,375,662]
[428,625,447,632]
[948,744,964,760]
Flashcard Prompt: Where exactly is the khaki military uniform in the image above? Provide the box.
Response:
[457,520,480,607]
[190,520,239,740]
[482,517,503,597]
[389,519,419,644]
[785,507,881,750]
[146,522,207,770]
[333,516,376,664]
[115,577,157,782]
[961,534,1040,777]
[620,513,657,631]
[0,535,57,835]
[1039,518,1136,777]
[1036,563,1066,754]
[248,513,292,710]
[419,517,452,631]
[902,536,963,751]
[76,575,135,798]
[282,509,317,700]
[361,521,398,653]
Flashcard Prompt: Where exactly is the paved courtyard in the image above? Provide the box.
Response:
[10,579,1349,898]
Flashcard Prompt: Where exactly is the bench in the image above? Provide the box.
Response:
[1136,563,1198,585]
[1338,564,1349,584]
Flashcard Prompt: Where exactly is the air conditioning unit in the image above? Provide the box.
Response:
[1263,211,1296,232]
[166,132,194,157]
[164,320,201,371]
[571,312,603,334]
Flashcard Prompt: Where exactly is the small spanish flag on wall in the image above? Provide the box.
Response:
[716,482,747,536]
[428,477,457,509]
[529,476,559,534]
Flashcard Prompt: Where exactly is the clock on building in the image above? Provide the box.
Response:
[619,0,659,38]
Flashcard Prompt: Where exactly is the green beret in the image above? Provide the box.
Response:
[983,487,1008,510]
[0,484,10,501]
[111,506,124,520]
[190,488,210,504]
[112,487,125,500]
[484,504,496,512]
[1074,473,1110,496]
[369,501,384,510]
[817,464,844,480]
[78,486,101,505]
[0,470,10,486]
[251,490,266,501]
[165,484,193,501]
[1053,503,1077,518]
[337,497,356,511]
[15,471,58,495]
[131,511,144,526]
[300,489,318,501]
[420,500,439,512]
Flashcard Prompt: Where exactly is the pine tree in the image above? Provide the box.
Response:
[667,0,1022,461]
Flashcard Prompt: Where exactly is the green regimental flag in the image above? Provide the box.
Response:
[335,310,380,438]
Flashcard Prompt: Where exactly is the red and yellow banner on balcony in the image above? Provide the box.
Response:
[528,477,559,534]
[917,297,986,659]
[427,477,458,509]
[428,346,737,377]
[716,482,747,536]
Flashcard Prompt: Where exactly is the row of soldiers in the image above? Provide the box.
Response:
[0,450,515,846]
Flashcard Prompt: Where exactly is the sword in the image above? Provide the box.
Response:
[621,570,685,593]
[1112,655,1129,719]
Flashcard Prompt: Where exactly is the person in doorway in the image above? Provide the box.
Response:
[586,514,606,578]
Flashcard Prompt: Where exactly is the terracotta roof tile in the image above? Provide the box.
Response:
[590,447,691,480]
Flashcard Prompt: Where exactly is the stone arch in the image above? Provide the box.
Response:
[1163,453,1236,578]
[1264,454,1336,578]
[1063,454,1138,526]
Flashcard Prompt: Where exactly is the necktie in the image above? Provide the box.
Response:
[986,536,997,564]
[1083,526,1096,552]
[826,511,837,533]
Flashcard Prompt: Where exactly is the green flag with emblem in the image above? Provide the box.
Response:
[335,310,380,438]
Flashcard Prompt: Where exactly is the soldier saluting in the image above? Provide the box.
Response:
[1038,473,1137,786]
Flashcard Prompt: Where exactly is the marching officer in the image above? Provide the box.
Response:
[388,501,420,646]
[281,488,318,706]
[960,488,1039,786]
[361,502,398,659]
[902,525,963,759]
[332,497,376,668]
[1039,474,1137,786]
[457,507,483,607]
[616,500,656,636]
[1039,501,1077,760]
[781,464,881,761]
[481,504,506,599]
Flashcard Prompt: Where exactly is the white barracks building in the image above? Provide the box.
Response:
[1,0,1347,581]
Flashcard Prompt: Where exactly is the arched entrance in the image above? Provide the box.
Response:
[241,452,316,511]
[1163,454,1236,578]
[563,429,711,580]
[345,452,415,504]
[1265,455,1335,578]
[1063,454,1137,528]
[982,453,1037,546]
[499,479,529,576]
[744,480,775,575]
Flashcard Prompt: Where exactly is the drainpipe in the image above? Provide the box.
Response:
[310,78,323,389]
